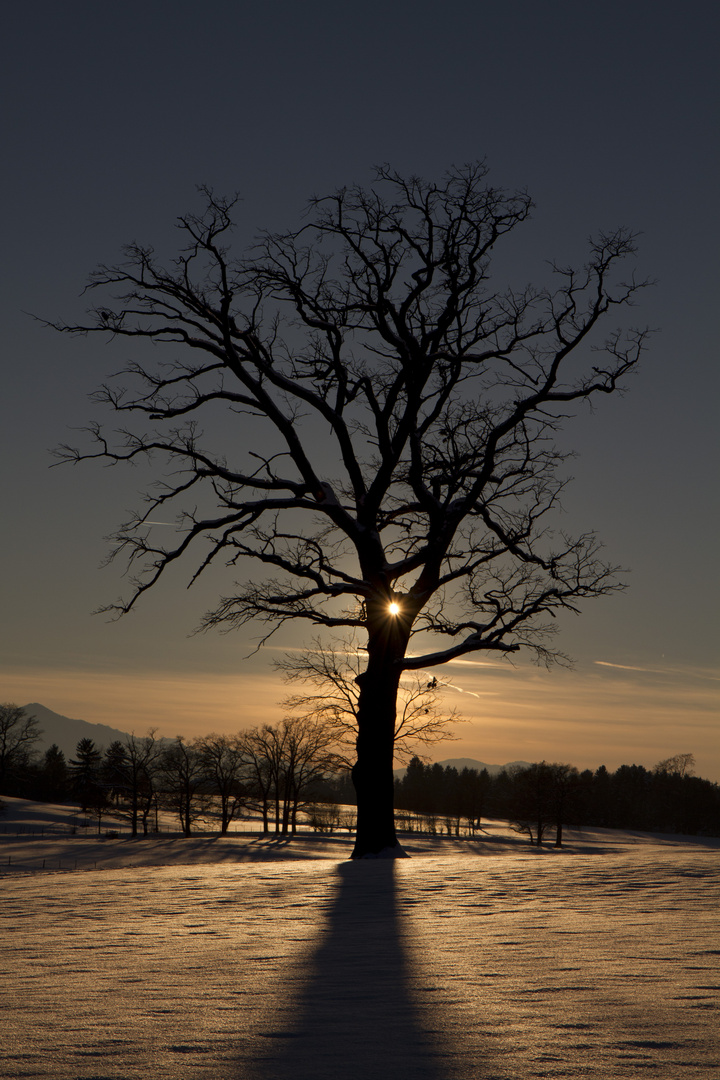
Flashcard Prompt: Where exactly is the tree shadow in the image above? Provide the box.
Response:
[246,861,454,1080]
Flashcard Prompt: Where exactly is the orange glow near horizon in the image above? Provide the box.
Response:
[2,658,718,781]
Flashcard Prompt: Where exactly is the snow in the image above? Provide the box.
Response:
[1,799,718,1079]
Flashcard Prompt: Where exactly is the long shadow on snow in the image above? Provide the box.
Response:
[245,859,457,1080]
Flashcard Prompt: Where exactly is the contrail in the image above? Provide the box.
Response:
[594,660,720,682]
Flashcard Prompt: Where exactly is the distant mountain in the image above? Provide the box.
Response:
[394,757,531,779]
[22,703,137,760]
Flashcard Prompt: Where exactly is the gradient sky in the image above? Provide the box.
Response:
[2,2,718,778]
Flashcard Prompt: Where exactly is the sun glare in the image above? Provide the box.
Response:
[389,602,400,616]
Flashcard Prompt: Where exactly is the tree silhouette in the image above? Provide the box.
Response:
[196,732,247,833]
[112,730,162,836]
[157,736,209,836]
[655,753,695,779]
[238,718,343,835]
[102,741,128,806]
[0,704,42,795]
[277,635,462,767]
[506,762,562,846]
[69,738,104,815]
[52,164,650,856]
[39,744,69,802]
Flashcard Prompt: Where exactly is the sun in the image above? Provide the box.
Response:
[388,602,401,616]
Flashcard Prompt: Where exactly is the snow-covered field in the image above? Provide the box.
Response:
[1,799,718,1079]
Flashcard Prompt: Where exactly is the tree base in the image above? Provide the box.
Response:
[350,842,411,860]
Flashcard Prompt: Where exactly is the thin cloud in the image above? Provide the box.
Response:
[595,661,668,674]
[445,657,508,670]
[594,661,720,681]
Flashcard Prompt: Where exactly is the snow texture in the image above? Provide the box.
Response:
[1,802,718,1079]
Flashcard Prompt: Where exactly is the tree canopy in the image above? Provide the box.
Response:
[52,163,650,855]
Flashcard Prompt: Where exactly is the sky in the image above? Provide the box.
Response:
[1,1,718,779]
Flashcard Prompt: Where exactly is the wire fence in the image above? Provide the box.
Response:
[0,826,301,876]
[2,854,103,873]
[0,810,500,878]
[0,819,274,838]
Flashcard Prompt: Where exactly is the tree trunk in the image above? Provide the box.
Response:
[351,603,410,858]
[183,790,192,836]
[141,791,153,834]
[130,783,138,837]
[281,783,291,835]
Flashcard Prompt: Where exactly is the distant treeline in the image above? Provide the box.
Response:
[2,704,718,842]
[0,704,344,837]
[394,754,720,842]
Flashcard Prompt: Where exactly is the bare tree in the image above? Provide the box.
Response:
[280,717,344,834]
[52,163,650,856]
[157,736,210,836]
[122,730,162,836]
[0,704,42,794]
[239,718,342,835]
[237,726,275,834]
[654,753,696,779]
[196,732,247,833]
[277,636,462,766]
